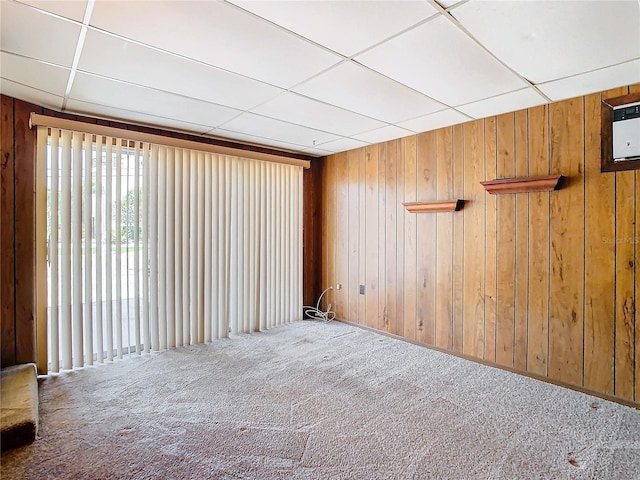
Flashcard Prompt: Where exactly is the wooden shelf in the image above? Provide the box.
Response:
[402,199,464,213]
[480,175,564,194]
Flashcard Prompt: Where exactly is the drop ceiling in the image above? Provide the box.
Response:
[1,0,639,157]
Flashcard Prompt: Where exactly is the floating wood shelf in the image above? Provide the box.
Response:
[480,175,564,194]
[402,200,464,213]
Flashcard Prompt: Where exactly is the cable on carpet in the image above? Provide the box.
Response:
[303,286,335,322]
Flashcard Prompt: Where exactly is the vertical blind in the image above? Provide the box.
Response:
[38,126,303,372]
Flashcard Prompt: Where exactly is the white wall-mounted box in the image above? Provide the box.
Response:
[613,102,640,161]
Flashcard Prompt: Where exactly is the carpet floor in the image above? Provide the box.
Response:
[2,320,639,479]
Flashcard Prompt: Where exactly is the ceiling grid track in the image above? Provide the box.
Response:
[61,0,95,111]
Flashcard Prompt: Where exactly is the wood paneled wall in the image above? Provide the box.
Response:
[0,94,317,369]
[1,95,38,367]
[319,84,640,406]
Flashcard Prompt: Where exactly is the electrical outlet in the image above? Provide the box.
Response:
[336,284,342,290]
[359,284,365,295]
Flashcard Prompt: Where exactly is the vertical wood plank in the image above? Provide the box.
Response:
[496,113,516,367]
[452,124,464,353]
[385,141,397,334]
[527,105,551,377]
[403,136,417,341]
[583,93,615,393]
[549,97,585,387]
[395,140,405,337]
[358,148,366,325]
[514,110,529,370]
[365,146,379,330]
[1,96,16,367]
[416,132,437,345]
[462,120,485,358]
[334,152,349,320]
[633,83,640,402]
[303,160,322,306]
[484,117,497,363]
[615,167,635,400]
[378,144,387,331]
[637,165,640,403]
[13,99,37,364]
[348,150,360,323]
[327,155,337,308]
[320,157,329,309]
[394,139,407,335]
[435,127,454,350]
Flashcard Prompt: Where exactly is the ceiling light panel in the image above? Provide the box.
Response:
[89,0,342,88]
[79,30,283,111]
[353,125,414,144]
[0,78,64,109]
[252,92,386,137]
[65,99,215,134]
[538,59,640,102]
[0,52,70,97]
[220,112,340,147]
[16,0,88,22]
[0,1,81,67]
[70,73,242,128]
[356,16,526,106]
[293,61,445,124]
[228,0,438,57]
[457,87,547,119]
[452,1,640,84]
[397,108,470,133]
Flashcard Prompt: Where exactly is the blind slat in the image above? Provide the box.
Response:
[40,127,303,372]
[95,136,103,363]
[50,131,60,372]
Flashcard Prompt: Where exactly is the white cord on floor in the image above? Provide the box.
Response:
[303,286,335,322]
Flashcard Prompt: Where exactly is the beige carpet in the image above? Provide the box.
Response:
[2,320,639,479]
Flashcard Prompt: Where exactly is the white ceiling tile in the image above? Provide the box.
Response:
[16,0,88,22]
[353,125,414,144]
[0,78,63,109]
[229,0,438,57]
[538,60,640,102]
[220,113,340,148]
[0,0,80,67]
[293,61,445,123]
[90,0,341,88]
[356,16,526,106]
[79,29,283,111]
[397,108,471,133]
[0,52,70,96]
[70,73,242,128]
[457,88,547,119]
[65,99,214,134]
[314,137,368,154]
[452,1,640,84]
[436,1,463,8]
[300,147,332,157]
[208,129,306,153]
[252,92,386,137]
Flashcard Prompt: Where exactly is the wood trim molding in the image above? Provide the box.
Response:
[336,319,640,411]
[29,112,311,169]
[602,92,640,108]
[402,199,464,212]
[601,92,640,172]
[480,175,563,194]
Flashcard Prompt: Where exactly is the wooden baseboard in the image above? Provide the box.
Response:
[335,319,640,411]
